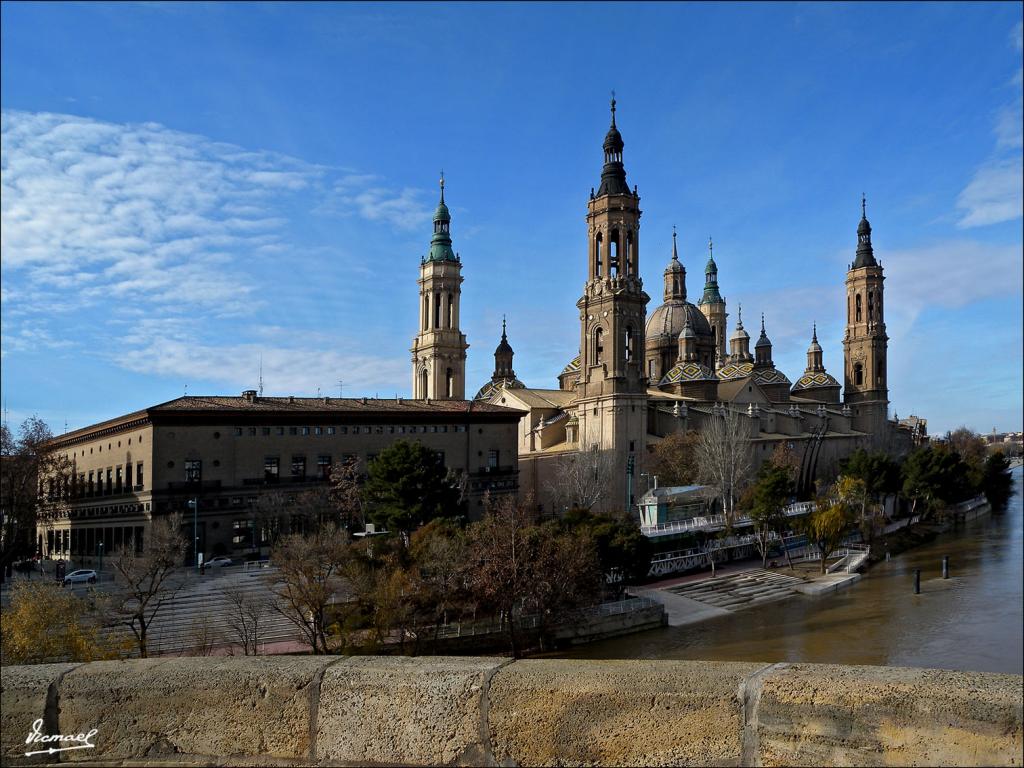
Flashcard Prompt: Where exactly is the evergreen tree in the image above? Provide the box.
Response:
[363,440,463,537]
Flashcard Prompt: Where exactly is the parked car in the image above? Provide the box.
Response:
[205,556,234,568]
[63,569,97,586]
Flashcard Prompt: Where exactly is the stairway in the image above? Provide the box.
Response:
[666,569,805,611]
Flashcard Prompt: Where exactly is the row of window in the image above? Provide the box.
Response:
[233,424,468,437]
[48,462,144,500]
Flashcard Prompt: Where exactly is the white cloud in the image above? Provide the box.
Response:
[315,177,434,231]
[955,23,1024,228]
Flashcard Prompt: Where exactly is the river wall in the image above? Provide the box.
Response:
[2,657,1021,766]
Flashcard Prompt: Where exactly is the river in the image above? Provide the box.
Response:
[564,466,1023,674]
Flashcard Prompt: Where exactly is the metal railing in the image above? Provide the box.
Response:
[640,501,815,537]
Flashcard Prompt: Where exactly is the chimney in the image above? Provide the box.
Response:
[288,395,295,404]
[242,389,257,403]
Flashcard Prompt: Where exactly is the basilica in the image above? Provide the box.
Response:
[411,99,918,514]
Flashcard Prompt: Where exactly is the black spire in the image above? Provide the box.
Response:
[597,93,630,197]
[492,315,515,381]
[853,193,877,268]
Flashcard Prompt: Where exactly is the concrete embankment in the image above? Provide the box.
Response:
[2,657,1020,766]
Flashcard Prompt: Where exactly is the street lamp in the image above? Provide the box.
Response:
[187,497,199,570]
[97,540,104,574]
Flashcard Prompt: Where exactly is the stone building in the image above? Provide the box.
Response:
[476,99,918,513]
[38,395,521,560]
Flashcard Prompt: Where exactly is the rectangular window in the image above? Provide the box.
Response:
[289,427,298,436]
[317,455,331,479]
[185,459,202,483]
[441,426,448,433]
[235,427,243,436]
[250,427,257,436]
[136,462,143,489]
[302,426,310,435]
[87,471,94,495]
[232,519,253,546]
[315,426,323,436]
[291,455,306,477]
[105,468,112,494]
[327,426,336,435]
[340,426,348,435]
[264,457,279,481]
[277,427,284,435]
[262,427,271,436]
[431,426,438,433]
[488,450,499,469]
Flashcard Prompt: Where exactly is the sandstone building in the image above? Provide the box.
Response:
[475,99,919,513]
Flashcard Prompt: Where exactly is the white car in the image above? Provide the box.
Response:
[63,569,98,586]
[205,556,234,568]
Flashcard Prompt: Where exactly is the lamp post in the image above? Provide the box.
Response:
[98,540,103,574]
[188,497,199,570]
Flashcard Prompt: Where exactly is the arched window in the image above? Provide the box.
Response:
[595,232,603,277]
[609,229,620,277]
[423,295,430,331]
[594,328,604,364]
[434,292,442,328]
[625,326,634,362]
[446,368,454,398]
[854,362,863,386]
[868,290,874,321]
[648,359,655,380]
[626,230,634,276]
[855,294,862,323]
[447,293,454,329]
[420,368,428,398]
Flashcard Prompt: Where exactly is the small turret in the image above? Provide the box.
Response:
[728,303,752,362]
[663,227,686,302]
[427,173,457,262]
[852,194,877,269]
[754,313,773,367]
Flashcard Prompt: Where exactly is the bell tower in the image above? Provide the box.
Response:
[843,195,889,438]
[575,97,650,498]
[411,175,469,399]
[698,237,728,365]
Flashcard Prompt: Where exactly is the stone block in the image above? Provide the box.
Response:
[1,663,79,766]
[487,659,760,766]
[315,655,504,766]
[57,657,335,763]
[755,663,1024,767]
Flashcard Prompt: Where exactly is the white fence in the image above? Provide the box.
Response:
[640,502,815,538]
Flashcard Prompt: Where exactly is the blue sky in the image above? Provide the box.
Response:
[1,2,1021,436]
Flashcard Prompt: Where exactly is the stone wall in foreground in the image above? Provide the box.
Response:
[1,657,1021,766]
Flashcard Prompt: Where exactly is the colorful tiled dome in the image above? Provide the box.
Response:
[660,361,716,385]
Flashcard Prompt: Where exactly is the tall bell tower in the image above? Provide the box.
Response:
[411,176,469,400]
[575,97,650,496]
[843,196,889,439]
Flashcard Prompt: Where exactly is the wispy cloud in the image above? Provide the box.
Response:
[1,110,434,393]
[955,22,1024,228]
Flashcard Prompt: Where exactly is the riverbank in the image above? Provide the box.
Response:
[561,467,1022,674]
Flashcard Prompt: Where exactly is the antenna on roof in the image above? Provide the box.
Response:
[184,384,188,396]
[317,387,321,397]
[337,379,344,398]
[258,354,264,397]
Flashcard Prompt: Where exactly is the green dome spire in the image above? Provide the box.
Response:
[700,236,724,305]
[427,172,457,262]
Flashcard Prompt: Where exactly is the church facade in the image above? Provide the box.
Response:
[451,99,919,514]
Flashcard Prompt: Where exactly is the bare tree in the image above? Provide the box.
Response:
[329,457,364,530]
[108,513,187,658]
[695,407,752,524]
[269,524,349,654]
[221,583,269,655]
[545,447,617,514]
[189,611,221,657]
[1,417,73,576]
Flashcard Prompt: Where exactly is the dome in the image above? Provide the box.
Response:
[754,367,791,386]
[475,378,525,401]
[717,360,753,381]
[603,123,624,153]
[495,336,513,356]
[792,371,840,391]
[434,199,451,222]
[561,354,581,377]
[729,324,749,343]
[660,361,716,385]
[645,301,713,341]
[857,215,870,236]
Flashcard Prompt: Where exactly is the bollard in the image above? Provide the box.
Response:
[914,569,921,594]
[942,556,949,579]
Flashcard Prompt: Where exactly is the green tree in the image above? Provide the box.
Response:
[363,440,463,538]
[561,509,652,584]
[981,451,1014,509]
[901,445,972,521]
[748,464,794,569]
